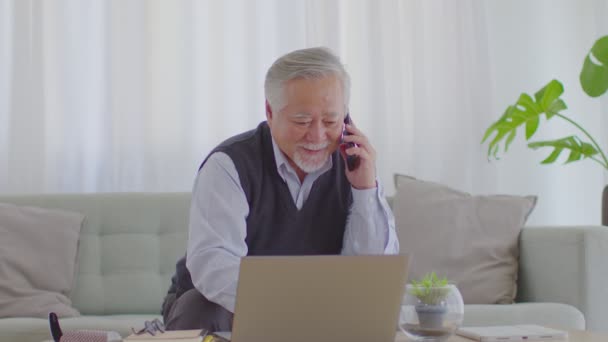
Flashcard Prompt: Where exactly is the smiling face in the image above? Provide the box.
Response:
[266,75,346,179]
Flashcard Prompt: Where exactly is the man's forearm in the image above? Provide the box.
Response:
[186,251,239,313]
[342,182,399,255]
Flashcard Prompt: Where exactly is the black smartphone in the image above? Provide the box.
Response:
[342,113,361,171]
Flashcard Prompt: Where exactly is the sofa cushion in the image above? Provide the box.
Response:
[0,203,84,318]
[393,174,536,304]
[0,193,191,315]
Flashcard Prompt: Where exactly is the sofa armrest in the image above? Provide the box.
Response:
[517,226,608,332]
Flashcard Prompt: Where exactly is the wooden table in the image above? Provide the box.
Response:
[41,329,607,342]
[394,329,607,341]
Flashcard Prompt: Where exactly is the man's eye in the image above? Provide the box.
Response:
[324,121,337,126]
[295,121,310,126]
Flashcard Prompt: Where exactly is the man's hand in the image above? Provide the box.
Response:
[340,122,377,189]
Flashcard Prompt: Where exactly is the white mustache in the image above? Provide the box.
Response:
[297,142,329,151]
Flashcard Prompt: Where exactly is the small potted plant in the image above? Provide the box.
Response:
[410,272,451,329]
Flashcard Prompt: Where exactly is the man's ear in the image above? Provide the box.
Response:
[265,100,273,121]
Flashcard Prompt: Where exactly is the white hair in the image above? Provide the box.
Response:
[264,47,351,113]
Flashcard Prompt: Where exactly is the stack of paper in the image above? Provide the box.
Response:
[123,329,205,342]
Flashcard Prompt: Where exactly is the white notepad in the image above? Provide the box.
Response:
[456,325,568,341]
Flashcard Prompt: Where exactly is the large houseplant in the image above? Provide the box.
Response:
[482,35,608,224]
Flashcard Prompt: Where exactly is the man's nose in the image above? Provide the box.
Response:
[306,121,325,142]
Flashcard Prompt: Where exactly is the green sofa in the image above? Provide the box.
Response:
[1,192,604,342]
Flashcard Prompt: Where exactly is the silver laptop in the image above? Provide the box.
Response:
[218,254,409,342]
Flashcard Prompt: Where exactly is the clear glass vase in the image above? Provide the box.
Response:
[398,284,464,341]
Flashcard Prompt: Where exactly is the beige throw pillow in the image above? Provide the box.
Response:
[0,203,84,318]
[393,174,536,304]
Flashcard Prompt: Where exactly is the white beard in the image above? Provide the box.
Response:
[293,142,329,173]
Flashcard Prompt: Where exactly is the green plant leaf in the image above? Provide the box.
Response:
[528,136,599,164]
[518,93,540,114]
[540,148,562,164]
[548,99,567,116]
[534,80,564,111]
[410,272,450,305]
[525,117,539,139]
[482,80,566,159]
[580,35,608,97]
[505,129,516,152]
[535,81,567,118]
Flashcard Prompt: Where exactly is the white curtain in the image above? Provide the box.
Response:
[1,0,607,225]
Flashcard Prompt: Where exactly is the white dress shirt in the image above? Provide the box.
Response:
[186,137,399,313]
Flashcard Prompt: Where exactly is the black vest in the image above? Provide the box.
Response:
[168,122,353,298]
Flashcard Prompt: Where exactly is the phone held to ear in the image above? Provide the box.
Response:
[342,113,361,171]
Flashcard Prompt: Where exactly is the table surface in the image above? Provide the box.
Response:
[394,328,607,341]
[40,329,607,342]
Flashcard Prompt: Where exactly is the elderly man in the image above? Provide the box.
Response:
[162,47,399,331]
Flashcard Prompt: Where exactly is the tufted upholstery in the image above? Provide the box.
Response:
[0,193,190,315]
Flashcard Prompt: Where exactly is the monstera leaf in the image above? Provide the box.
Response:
[483,36,608,171]
[581,36,608,97]
[482,80,567,159]
[528,136,599,164]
